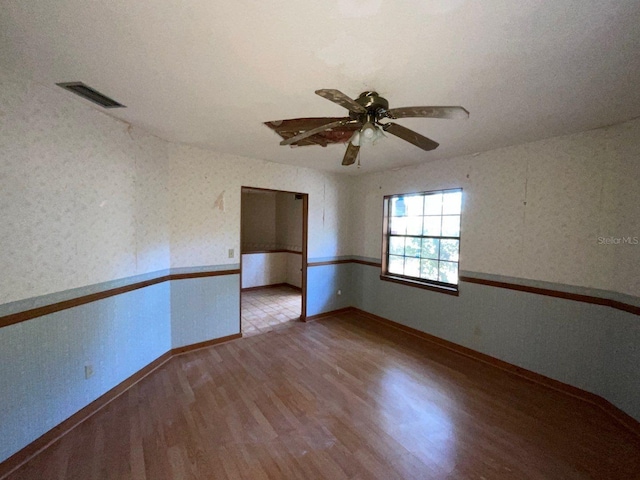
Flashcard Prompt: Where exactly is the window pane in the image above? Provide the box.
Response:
[421,238,439,260]
[439,261,458,284]
[405,237,421,257]
[424,193,442,215]
[388,255,404,275]
[423,216,441,236]
[405,257,420,277]
[390,216,406,235]
[391,197,407,217]
[441,215,460,237]
[405,195,424,217]
[389,237,405,255]
[406,216,423,235]
[442,191,462,215]
[420,259,438,281]
[385,189,462,291]
[439,239,459,261]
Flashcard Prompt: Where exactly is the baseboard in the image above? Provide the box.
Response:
[171,333,242,355]
[0,351,171,479]
[0,332,242,479]
[347,307,640,439]
[304,307,356,322]
[241,283,302,292]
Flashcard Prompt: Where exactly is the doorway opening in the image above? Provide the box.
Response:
[240,187,308,336]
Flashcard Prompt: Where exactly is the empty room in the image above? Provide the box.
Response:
[1,1,639,479]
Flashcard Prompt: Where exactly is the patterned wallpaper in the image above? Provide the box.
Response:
[2,71,637,303]
[240,190,303,253]
[350,118,640,297]
[0,74,171,304]
[168,144,351,267]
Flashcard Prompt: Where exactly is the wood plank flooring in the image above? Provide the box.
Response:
[6,311,640,479]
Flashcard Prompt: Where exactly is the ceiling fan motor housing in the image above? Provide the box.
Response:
[350,91,389,120]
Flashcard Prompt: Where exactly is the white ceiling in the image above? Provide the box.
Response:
[2,1,640,174]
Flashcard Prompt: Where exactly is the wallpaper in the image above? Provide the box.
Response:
[168,144,351,267]
[2,71,637,303]
[0,74,171,304]
[241,190,303,252]
[350,118,640,297]
[241,190,278,251]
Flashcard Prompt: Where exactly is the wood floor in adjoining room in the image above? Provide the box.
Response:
[7,312,640,479]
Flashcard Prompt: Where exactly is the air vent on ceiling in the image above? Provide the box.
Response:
[56,82,125,108]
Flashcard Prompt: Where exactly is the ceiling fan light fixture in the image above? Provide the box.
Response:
[349,130,361,147]
[359,122,384,146]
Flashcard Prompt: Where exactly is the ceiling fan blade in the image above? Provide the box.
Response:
[386,106,469,120]
[384,123,439,151]
[342,142,360,166]
[315,89,367,114]
[264,117,347,132]
[280,118,358,146]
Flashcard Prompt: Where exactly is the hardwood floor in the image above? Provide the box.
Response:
[6,311,640,479]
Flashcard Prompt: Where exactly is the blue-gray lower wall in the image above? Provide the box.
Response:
[0,282,171,463]
[1,261,638,464]
[352,262,640,421]
[306,263,354,317]
[171,275,240,348]
[0,268,241,464]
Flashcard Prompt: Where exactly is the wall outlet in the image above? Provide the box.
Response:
[337,289,342,296]
[228,248,234,258]
[84,364,94,379]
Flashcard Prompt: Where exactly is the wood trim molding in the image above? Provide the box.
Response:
[0,352,172,479]
[0,331,243,479]
[310,259,639,316]
[307,258,380,268]
[241,283,302,293]
[0,269,241,329]
[352,259,382,268]
[380,275,459,296]
[241,249,302,255]
[459,275,640,316]
[307,259,353,267]
[304,307,356,322]
[171,333,242,355]
[170,269,240,281]
[348,307,640,439]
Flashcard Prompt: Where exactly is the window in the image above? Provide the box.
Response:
[382,188,462,294]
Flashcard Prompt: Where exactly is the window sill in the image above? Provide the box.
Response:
[379,274,459,296]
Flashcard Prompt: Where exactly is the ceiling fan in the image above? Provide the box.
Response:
[264,89,469,166]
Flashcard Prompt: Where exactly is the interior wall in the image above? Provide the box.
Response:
[0,73,171,305]
[241,252,287,288]
[347,117,640,422]
[0,74,173,463]
[241,190,277,251]
[275,191,303,252]
[241,190,303,288]
[285,253,302,288]
[169,144,350,269]
[168,144,350,335]
[350,117,640,296]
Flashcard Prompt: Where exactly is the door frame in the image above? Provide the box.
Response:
[239,186,309,333]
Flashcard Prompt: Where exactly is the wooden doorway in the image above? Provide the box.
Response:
[239,187,308,335]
